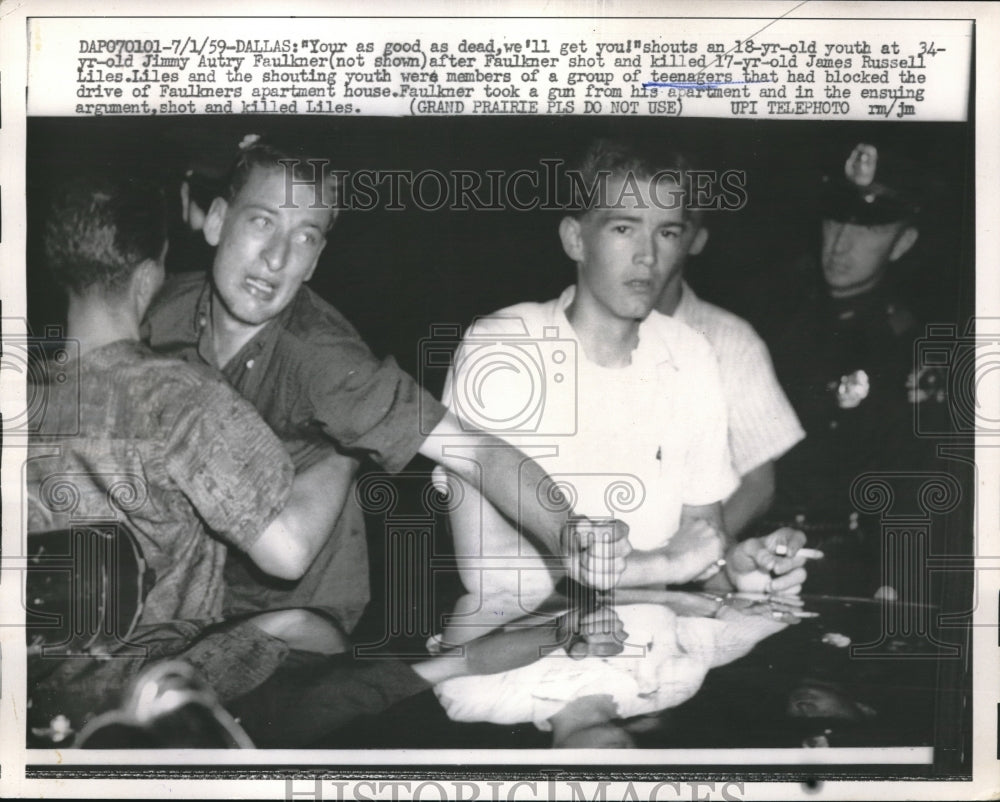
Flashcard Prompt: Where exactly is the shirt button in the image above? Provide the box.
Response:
[246,359,255,369]
[198,316,207,328]
[829,420,838,430]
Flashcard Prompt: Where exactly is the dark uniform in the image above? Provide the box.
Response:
[771,278,922,521]
[764,143,940,596]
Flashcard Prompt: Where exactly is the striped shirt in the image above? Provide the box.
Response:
[674,283,804,477]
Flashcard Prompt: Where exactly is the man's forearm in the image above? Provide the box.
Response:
[617,538,728,589]
[247,450,359,579]
[616,548,686,588]
[447,440,570,556]
[420,413,570,555]
[420,413,630,589]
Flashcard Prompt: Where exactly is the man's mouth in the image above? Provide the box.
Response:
[244,276,277,299]
[624,279,654,293]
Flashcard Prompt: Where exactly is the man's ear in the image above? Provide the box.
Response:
[202,197,229,247]
[559,216,584,263]
[889,225,918,262]
[132,256,164,312]
[688,225,709,256]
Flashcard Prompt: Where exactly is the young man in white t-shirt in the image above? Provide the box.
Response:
[435,138,809,646]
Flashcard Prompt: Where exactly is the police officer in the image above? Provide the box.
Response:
[765,142,935,596]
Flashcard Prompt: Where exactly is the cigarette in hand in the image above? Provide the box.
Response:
[770,609,819,620]
[774,544,823,559]
[728,592,805,607]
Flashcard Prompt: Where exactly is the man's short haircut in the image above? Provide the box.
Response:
[45,172,167,296]
[567,137,705,223]
[225,135,340,229]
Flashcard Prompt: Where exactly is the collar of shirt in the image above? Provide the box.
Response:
[826,283,907,333]
[77,338,147,370]
[672,281,701,325]
[555,285,679,372]
[193,278,281,374]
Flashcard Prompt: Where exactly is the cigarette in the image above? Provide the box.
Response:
[727,592,805,607]
[797,548,825,560]
[771,609,819,620]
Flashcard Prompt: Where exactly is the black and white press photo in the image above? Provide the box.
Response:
[1,3,994,800]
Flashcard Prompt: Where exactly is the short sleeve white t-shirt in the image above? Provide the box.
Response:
[443,286,737,550]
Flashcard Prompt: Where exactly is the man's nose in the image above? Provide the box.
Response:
[633,235,656,266]
[828,222,852,253]
[262,234,289,272]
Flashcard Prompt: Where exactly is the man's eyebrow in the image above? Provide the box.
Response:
[598,212,687,228]
[598,211,643,223]
[299,220,326,233]
[240,202,277,214]
[240,201,329,227]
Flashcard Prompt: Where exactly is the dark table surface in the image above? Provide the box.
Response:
[318,591,966,753]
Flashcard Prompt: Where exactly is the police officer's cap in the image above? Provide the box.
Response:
[821,143,923,225]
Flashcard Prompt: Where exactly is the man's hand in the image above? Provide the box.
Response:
[559,605,628,660]
[717,594,806,626]
[723,527,808,595]
[712,602,794,653]
[663,517,727,584]
[457,605,626,675]
[562,517,632,590]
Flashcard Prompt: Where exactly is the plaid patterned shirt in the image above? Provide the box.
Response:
[27,339,294,626]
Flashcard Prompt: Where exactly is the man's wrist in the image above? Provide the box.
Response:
[658,550,693,585]
[412,651,470,685]
[702,566,737,593]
